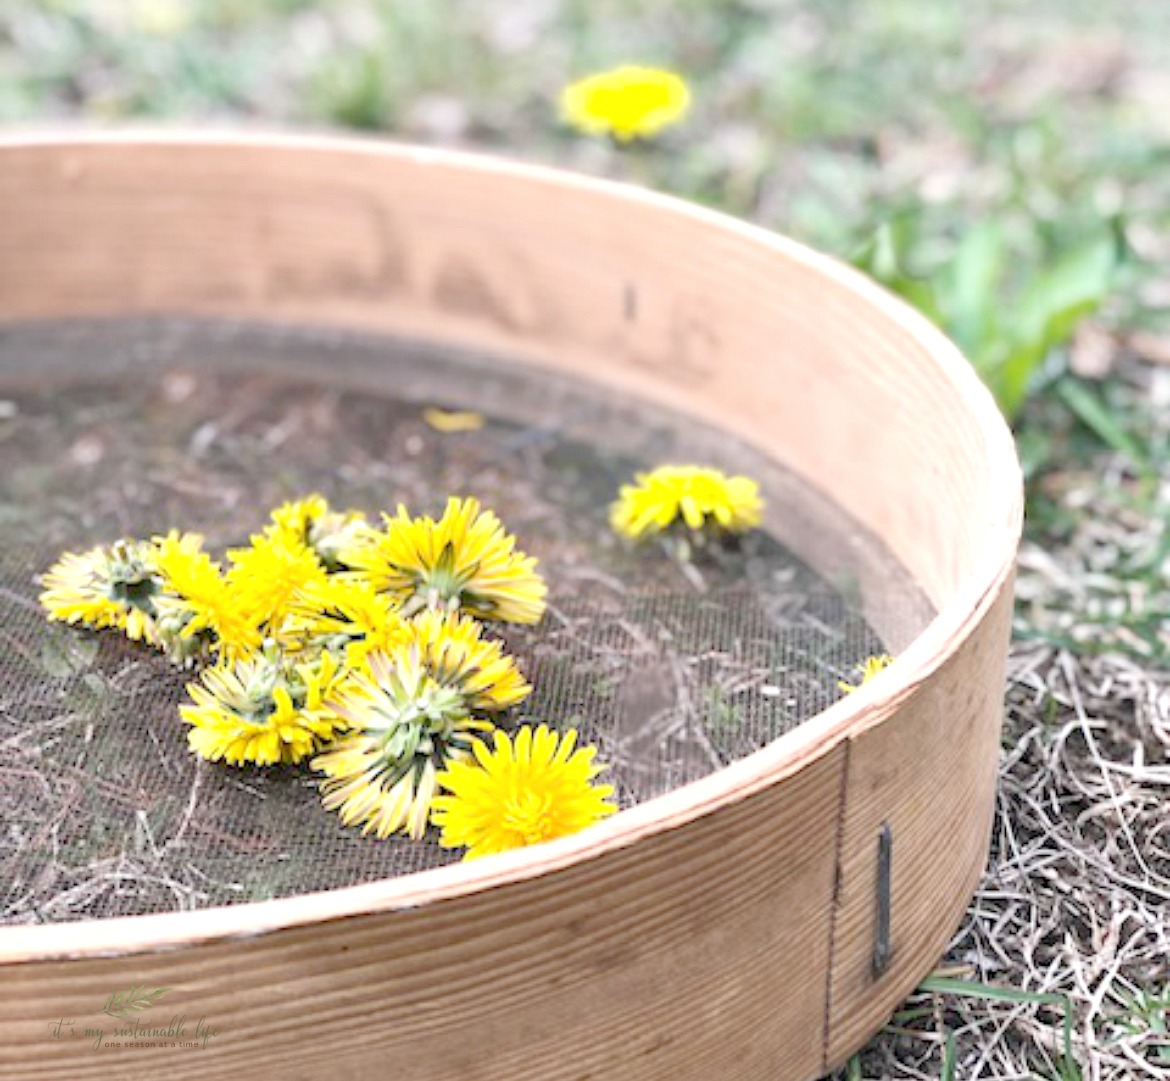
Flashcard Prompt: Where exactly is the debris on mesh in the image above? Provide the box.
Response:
[0,318,932,922]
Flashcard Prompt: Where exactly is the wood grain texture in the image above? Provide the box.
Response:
[0,134,1023,1080]
[2,749,845,1081]
[823,579,1017,1071]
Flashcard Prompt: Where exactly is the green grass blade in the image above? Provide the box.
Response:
[1056,377,1149,468]
[918,975,1078,1076]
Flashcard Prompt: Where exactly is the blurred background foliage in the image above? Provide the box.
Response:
[3,0,1168,422]
[3,0,1170,659]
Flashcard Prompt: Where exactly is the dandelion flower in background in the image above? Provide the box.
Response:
[561,65,691,143]
[341,497,547,624]
[838,654,894,694]
[610,464,763,541]
[280,577,409,666]
[153,534,262,663]
[40,535,185,644]
[432,725,617,860]
[127,0,192,39]
[313,612,531,838]
[182,648,346,766]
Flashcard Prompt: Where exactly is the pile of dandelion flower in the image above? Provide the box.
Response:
[40,494,615,857]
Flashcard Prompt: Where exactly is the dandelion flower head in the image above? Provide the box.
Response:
[341,497,546,624]
[267,494,373,572]
[312,612,530,838]
[610,464,763,541]
[227,531,329,635]
[182,647,346,766]
[432,725,617,859]
[39,537,167,643]
[153,533,262,663]
[280,576,409,666]
[561,65,691,143]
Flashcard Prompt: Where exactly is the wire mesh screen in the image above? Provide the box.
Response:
[0,318,934,923]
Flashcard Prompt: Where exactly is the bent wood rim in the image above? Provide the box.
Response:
[0,130,1024,964]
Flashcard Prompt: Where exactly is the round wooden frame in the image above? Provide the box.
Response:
[0,134,1022,1081]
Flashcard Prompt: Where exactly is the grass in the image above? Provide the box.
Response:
[3,1,1170,1077]
[857,641,1170,1079]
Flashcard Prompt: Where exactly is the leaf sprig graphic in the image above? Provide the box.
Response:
[101,985,172,1021]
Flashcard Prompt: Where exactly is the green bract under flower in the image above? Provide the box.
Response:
[312,611,531,838]
[181,646,346,766]
[340,496,547,624]
[41,533,189,646]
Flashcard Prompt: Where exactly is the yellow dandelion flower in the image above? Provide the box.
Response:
[838,654,894,694]
[313,734,459,841]
[280,577,410,666]
[227,531,329,635]
[405,609,532,710]
[340,497,546,624]
[560,65,691,143]
[422,407,485,433]
[153,534,262,663]
[610,464,763,541]
[432,725,617,859]
[313,612,530,838]
[268,494,330,544]
[40,536,177,644]
[182,648,346,766]
[267,494,373,572]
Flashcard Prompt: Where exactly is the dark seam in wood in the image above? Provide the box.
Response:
[820,736,853,1074]
[873,822,893,977]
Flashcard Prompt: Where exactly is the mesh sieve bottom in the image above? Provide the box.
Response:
[0,318,934,923]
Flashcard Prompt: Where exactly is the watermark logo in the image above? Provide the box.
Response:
[46,985,220,1052]
[101,985,172,1021]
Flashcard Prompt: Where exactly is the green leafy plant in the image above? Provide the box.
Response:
[853,212,1121,420]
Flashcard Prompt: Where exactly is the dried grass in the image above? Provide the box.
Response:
[842,628,1170,1080]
